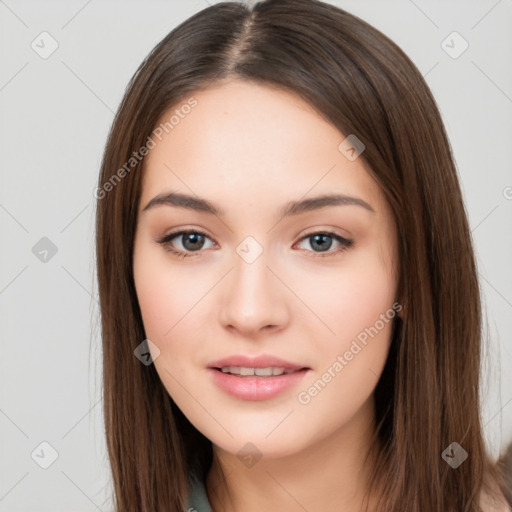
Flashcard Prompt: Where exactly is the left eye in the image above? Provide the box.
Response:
[156,230,353,259]
[294,232,353,256]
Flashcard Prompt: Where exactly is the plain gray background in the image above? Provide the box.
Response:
[1,0,511,510]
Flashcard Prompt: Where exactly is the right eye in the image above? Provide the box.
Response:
[156,229,216,258]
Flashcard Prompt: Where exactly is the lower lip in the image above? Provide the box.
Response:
[208,368,309,401]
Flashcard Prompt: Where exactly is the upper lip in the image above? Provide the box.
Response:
[208,354,308,371]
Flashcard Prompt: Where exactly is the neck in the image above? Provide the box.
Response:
[206,395,382,512]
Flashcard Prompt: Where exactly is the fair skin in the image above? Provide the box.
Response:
[133,79,401,511]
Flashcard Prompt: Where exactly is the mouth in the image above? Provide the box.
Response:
[212,366,308,377]
[208,366,310,401]
[207,354,309,374]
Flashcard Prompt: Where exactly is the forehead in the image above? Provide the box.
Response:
[140,79,385,215]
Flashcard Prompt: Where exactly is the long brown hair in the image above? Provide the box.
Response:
[95,1,509,510]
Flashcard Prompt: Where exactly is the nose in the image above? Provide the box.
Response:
[218,251,290,337]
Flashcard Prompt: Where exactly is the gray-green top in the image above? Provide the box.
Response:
[183,473,512,512]
[185,471,213,512]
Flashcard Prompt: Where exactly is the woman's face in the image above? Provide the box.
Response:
[133,79,399,458]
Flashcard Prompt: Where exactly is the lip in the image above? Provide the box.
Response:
[208,367,310,401]
[207,354,307,371]
[207,354,310,401]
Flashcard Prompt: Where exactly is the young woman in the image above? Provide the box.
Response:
[95,1,511,510]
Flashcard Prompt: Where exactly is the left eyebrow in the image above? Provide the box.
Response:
[280,194,375,216]
[141,191,375,217]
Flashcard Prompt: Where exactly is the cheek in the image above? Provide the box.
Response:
[295,260,396,423]
[134,262,167,337]
[293,253,396,344]
[341,271,394,340]
[133,244,214,372]
[133,248,213,425]
[133,243,185,340]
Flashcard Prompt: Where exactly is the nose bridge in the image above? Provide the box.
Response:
[218,239,289,333]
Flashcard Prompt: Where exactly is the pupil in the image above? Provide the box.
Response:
[183,233,204,251]
[311,234,332,252]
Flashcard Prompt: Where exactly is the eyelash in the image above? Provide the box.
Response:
[156,229,354,259]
